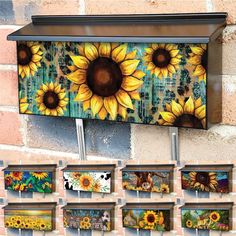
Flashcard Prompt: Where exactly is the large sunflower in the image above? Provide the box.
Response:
[36,82,69,116]
[32,172,48,180]
[189,171,218,192]
[186,220,193,228]
[143,210,158,226]
[143,44,182,79]
[17,42,43,79]
[79,174,93,191]
[10,171,23,181]
[158,96,206,129]
[209,211,220,222]
[188,44,207,82]
[20,97,32,114]
[66,43,145,120]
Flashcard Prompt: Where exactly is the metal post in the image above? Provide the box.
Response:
[169,127,179,163]
[77,228,80,236]
[75,119,86,160]
[137,228,140,236]
[19,229,21,236]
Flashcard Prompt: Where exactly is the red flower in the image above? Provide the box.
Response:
[5,176,12,186]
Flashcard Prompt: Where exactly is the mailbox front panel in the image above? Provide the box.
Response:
[122,209,171,231]
[4,170,53,193]
[18,41,207,129]
[122,171,171,193]
[181,209,230,231]
[63,209,112,231]
[63,171,112,193]
[4,209,54,231]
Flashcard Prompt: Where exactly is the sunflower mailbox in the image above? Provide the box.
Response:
[7,13,226,129]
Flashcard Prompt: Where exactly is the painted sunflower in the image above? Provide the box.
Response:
[32,172,48,180]
[209,211,220,222]
[79,174,93,191]
[188,44,207,82]
[66,43,145,120]
[82,217,91,223]
[20,97,32,114]
[36,82,69,116]
[160,184,170,193]
[158,96,206,129]
[10,171,23,181]
[143,43,182,79]
[189,171,218,192]
[93,182,101,192]
[17,42,43,79]
[186,220,193,228]
[143,210,158,226]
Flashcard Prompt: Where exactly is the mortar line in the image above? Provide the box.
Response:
[0,64,17,71]
[206,0,214,11]
[79,0,86,15]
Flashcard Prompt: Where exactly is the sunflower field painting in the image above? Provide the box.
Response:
[181,171,229,193]
[4,209,53,231]
[122,171,171,193]
[181,209,230,231]
[18,41,207,129]
[63,171,111,193]
[64,209,112,231]
[122,209,170,231]
[4,171,53,193]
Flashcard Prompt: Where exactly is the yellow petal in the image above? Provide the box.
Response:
[67,65,78,72]
[83,100,90,111]
[121,76,143,92]
[145,47,154,54]
[71,84,79,92]
[189,55,201,65]
[112,43,127,63]
[111,43,119,50]
[170,49,179,57]
[132,70,145,79]
[143,54,152,62]
[91,95,103,116]
[32,54,42,63]
[165,44,175,51]
[54,84,61,94]
[45,108,51,115]
[59,100,68,107]
[51,109,58,116]
[66,69,86,85]
[193,65,205,76]
[18,65,23,75]
[42,83,49,92]
[129,91,140,101]
[20,71,25,79]
[70,55,89,69]
[118,105,127,119]
[170,58,181,65]
[104,96,118,120]
[78,44,85,56]
[184,97,194,115]
[147,62,155,70]
[154,67,161,77]
[166,103,172,112]
[74,84,93,102]
[58,92,66,99]
[29,62,37,72]
[20,103,29,113]
[38,103,46,111]
[23,65,30,77]
[161,68,168,78]
[56,107,64,115]
[171,100,183,117]
[115,90,133,109]
[84,43,98,61]
[195,105,206,120]
[151,44,159,50]
[190,46,204,56]
[120,59,139,76]
[167,64,176,74]
[125,50,137,60]
[48,82,54,90]
[99,43,111,57]
[98,107,107,120]
[159,112,176,123]
[194,97,202,109]
[31,45,40,54]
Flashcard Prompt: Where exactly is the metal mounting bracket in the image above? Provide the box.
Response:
[75,119,86,160]
[169,127,179,163]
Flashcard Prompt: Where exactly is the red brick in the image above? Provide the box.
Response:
[0,70,18,106]
[0,111,23,146]
[0,28,17,64]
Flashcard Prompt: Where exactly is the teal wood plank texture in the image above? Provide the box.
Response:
[18,42,207,129]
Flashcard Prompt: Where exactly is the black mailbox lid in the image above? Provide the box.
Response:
[180,164,234,172]
[180,202,234,210]
[121,164,175,172]
[62,202,116,210]
[62,164,116,172]
[3,164,57,172]
[3,202,57,210]
[121,202,175,210]
[7,13,227,43]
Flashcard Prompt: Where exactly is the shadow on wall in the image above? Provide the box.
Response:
[27,115,131,159]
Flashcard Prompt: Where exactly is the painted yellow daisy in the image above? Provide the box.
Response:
[19,97,32,114]
[36,82,69,116]
[188,44,207,82]
[79,174,93,191]
[189,171,218,192]
[143,43,182,79]
[66,43,145,120]
[186,220,193,228]
[160,184,170,193]
[32,172,48,180]
[17,42,43,79]
[158,96,206,129]
[143,210,158,226]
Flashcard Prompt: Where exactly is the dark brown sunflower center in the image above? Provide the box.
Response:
[147,214,155,223]
[201,50,207,70]
[17,44,32,65]
[152,48,171,68]
[173,114,203,128]
[196,172,210,185]
[43,91,59,109]
[82,178,90,186]
[86,57,123,97]
[211,214,217,220]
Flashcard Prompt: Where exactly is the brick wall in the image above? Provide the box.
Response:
[0,0,236,236]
